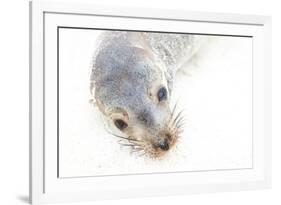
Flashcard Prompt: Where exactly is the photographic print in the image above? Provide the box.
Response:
[58,28,252,178]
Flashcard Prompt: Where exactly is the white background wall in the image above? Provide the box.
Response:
[0,0,279,204]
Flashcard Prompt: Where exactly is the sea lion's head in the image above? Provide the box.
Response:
[91,42,183,158]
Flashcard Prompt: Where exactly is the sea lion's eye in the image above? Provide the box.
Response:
[157,87,167,102]
[114,119,128,130]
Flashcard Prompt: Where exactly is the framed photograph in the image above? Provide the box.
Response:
[29,1,271,204]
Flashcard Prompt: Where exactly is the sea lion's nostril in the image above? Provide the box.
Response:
[158,139,169,151]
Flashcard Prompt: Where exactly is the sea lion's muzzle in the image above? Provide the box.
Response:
[115,103,183,158]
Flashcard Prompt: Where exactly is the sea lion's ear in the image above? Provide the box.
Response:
[131,33,156,56]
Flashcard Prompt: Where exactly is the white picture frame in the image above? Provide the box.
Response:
[29,1,272,204]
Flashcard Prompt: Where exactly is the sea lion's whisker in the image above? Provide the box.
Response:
[134,147,144,152]
[171,125,183,131]
[176,129,184,134]
[171,101,179,118]
[137,152,146,157]
[133,150,145,155]
[171,109,184,126]
[106,130,141,142]
[167,103,178,127]
[167,110,185,138]
[119,143,134,147]
[175,116,186,124]
[131,148,143,152]
[177,126,184,132]
[170,124,184,135]
[174,116,185,127]
[111,133,132,141]
[175,120,186,129]
[169,113,185,131]
[170,129,183,137]
[119,143,141,147]
[128,136,143,142]
[105,129,127,140]
[173,111,184,124]
[131,146,145,154]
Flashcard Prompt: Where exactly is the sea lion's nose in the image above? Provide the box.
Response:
[158,139,169,151]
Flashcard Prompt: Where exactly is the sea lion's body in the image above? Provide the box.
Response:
[90,31,203,157]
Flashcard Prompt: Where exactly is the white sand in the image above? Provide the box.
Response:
[59,29,252,177]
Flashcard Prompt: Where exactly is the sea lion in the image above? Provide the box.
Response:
[90,31,204,158]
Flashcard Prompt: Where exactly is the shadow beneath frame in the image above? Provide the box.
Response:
[17,195,29,204]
